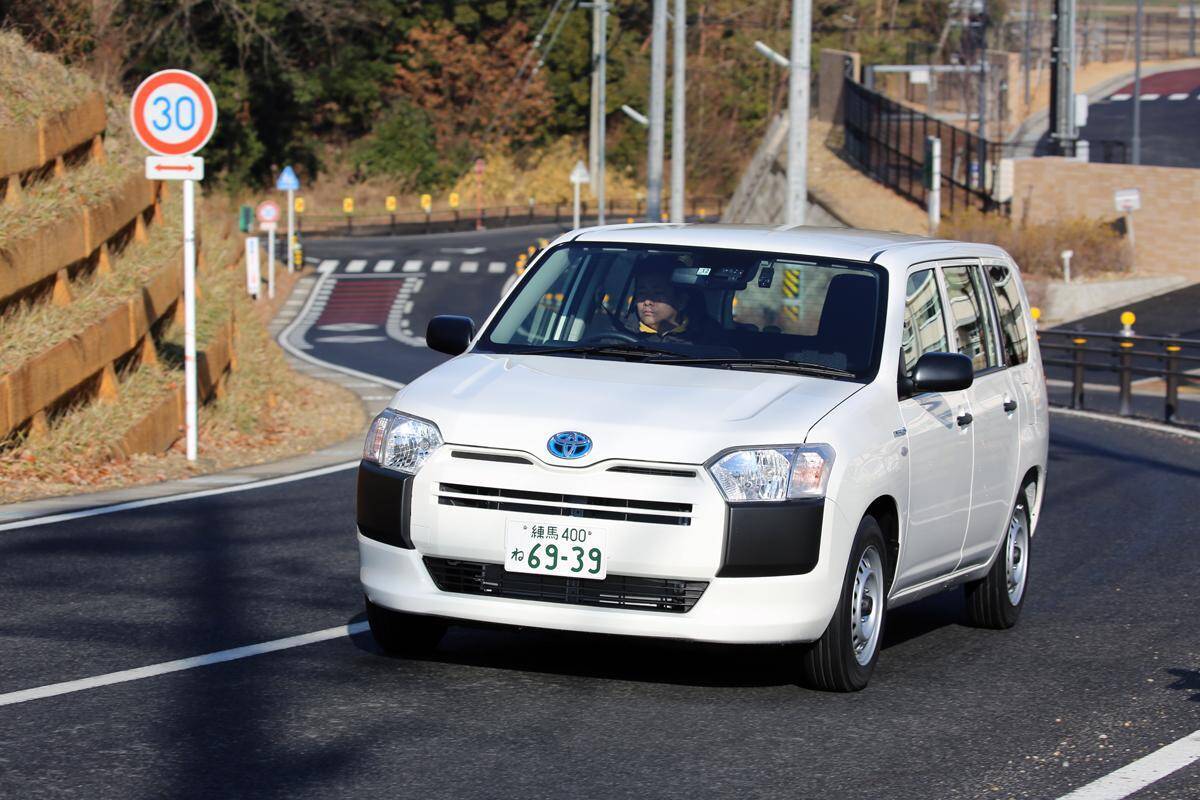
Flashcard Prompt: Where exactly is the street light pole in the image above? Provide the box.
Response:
[1132,0,1143,165]
[647,0,667,221]
[597,1,607,224]
[669,0,686,223]
[787,0,810,226]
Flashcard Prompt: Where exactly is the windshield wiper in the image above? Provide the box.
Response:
[515,343,686,360]
[651,357,857,378]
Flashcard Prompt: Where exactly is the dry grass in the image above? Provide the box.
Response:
[300,136,644,217]
[0,31,95,127]
[942,208,1133,279]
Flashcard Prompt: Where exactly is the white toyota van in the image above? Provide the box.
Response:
[357,225,1048,691]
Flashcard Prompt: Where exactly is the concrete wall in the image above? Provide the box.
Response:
[1010,157,1200,275]
[818,50,860,124]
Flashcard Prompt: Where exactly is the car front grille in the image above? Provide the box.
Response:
[423,557,708,614]
[437,482,693,526]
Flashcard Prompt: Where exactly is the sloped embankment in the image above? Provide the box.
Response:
[0,33,363,503]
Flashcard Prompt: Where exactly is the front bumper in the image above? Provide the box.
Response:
[356,448,854,644]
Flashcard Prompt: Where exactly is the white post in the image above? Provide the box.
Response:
[927,136,941,235]
[267,226,276,299]
[787,0,811,226]
[182,179,198,462]
[1126,211,1136,272]
[669,0,686,223]
[647,0,667,221]
[286,189,295,273]
[1061,249,1073,283]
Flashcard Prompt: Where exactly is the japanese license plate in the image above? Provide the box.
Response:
[504,518,608,580]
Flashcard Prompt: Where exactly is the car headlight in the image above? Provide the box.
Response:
[362,409,443,475]
[707,445,834,502]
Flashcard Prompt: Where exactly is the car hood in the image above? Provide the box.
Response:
[391,353,861,466]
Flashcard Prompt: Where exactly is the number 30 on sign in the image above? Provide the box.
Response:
[130,69,217,157]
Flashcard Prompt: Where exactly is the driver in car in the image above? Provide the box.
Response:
[630,256,711,343]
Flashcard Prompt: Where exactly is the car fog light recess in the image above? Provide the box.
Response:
[708,444,834,502]
[362,409,443,475]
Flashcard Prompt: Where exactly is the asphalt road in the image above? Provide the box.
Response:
[1,227,1198,799]
[1079,68,1200,167]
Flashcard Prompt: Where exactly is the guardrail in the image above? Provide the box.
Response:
[1039,329,1200,424]
[295,198,726,238]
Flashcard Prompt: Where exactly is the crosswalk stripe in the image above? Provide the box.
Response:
[402,259,423,272]
[317,259,339,273]
[1168,93,1189,101]
[346,259,367,273]
[460,261,478,273]
[432,260,452,272]
[488,261,507,274]
[373,259,395,272]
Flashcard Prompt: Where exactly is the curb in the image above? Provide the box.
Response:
[0,265,394,525]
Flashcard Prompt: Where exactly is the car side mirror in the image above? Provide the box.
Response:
[426,315,475,356]
[909,352,974,393]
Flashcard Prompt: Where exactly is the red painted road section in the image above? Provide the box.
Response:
[1113,67,1200,95]
[316,281,400,325]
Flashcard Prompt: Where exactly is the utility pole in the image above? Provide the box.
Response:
[1022,0,1032,109]
[589,3,600,196]
[977,1,989,190]
[669,0,686,223]
[1132,0,1143,164]
[1049,0,1077,157]
[647,0,667,221]
[597,1,607,223]
[787,0,810,226]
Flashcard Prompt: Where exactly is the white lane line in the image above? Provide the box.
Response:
[1048,407,1200,441]
[1056,729,1200,800]
[0,461,358,532]
[1139,93,1161,101]
[488,261,507,273]
[345,259,367,273]
[317,259,339,273]
[1168,92,1189,101]
[460,260,479,273]
[373,259,395,272]
[402,259,423,272]
[432,259,451,272]
[1110,93,1131,101]
[0,622,370,708]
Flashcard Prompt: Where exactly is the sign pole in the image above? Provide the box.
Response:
[267,226,276,299]
[573,181,581,229]
[182,178,198,461]
[287,189,295,273]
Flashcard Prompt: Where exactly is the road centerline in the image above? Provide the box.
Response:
[0,622,370,708]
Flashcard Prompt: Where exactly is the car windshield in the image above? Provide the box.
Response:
[477,243,887,381]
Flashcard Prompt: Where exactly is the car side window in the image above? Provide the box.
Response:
[942,265,999,371]
[986,264,1029,365]
[901,268,949,373]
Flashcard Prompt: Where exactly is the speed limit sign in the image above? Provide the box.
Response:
[130,70,217,156]
[129,68,218,465]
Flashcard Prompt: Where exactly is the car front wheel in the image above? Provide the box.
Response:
[799,515,888,692]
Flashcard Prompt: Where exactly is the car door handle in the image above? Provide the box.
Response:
[1003,399,1018,413]
[957,413,973,427]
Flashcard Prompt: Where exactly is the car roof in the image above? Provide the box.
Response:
[567,223,1012,269]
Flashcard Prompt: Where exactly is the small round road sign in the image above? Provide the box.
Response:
[256,200,280,224]
[130,70,217,156]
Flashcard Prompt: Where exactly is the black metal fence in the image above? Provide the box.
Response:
[842,79,1010,217]
[1038,329,1200,425]
[296,197,725,239]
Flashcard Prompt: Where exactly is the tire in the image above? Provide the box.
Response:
[365,597,447,656]
[965,495,1031,629]
[799,515,888,692]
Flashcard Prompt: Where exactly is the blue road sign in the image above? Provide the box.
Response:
[275,165,300,191]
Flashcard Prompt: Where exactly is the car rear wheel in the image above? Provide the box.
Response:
[365,597,447,656]
[965,496,1030,629]
[799,515,888,692]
